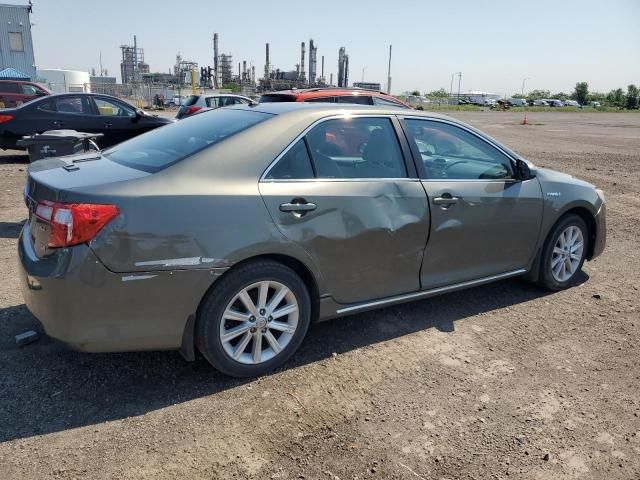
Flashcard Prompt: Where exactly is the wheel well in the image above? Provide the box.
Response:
[195,254,321,323]
[563,207,597,260]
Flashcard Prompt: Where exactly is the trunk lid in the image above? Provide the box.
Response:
[24,153,149,258]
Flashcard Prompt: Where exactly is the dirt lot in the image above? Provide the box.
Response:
[1,111,639,480]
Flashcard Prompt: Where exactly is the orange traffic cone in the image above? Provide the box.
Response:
[520,113,528,125]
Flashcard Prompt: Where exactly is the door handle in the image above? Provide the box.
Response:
[53,120,64,127]
[279,202,317,213]
[432,195,459,205]
[104,122,113,128]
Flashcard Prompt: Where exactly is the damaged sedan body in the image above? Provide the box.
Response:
[18,103,606,377]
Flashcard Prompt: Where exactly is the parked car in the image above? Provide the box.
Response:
[176,94,254,119]
[590,101,601,108]
[260,87,412,109]
[532,99,549,106]
[507,98,527,107]
[563,100,581,107]
[544,99,564,107]
[0,93,172,150]
[0,80,50,109]
[19,103,606,377]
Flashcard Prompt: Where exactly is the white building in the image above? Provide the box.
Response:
[36,69,91,93]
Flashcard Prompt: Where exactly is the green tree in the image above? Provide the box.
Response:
[222,82,241,93]
[606,88,625,108]
[625,84,639,109]
[572,82,589,105]
[427,88,449,98]
[410,90,421,96]
[551,92,569,100]
[526,89,550,101]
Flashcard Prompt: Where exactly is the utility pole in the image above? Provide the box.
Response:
[457,72,462,103]
[450,72,461,104]
[522,77,531,96]
[387,45,392,94]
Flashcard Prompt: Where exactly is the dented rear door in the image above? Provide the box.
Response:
[260,179,429,305]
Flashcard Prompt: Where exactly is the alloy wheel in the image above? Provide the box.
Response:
[219,281,299,365]
[550,225,584,282]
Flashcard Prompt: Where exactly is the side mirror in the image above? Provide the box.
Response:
[132,109,144,122]
[515,159,535,180]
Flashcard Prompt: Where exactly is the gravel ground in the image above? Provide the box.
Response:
[0,111,639,480]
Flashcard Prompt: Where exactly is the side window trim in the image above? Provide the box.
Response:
[261,114,416,182]
[399,116,517,181]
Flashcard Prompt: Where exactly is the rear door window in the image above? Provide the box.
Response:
[206,97,220,108]
[0,82,20,93]
[54,96,91,114]
[265,139,314,180]
[305,117,407,179]
[304,97,336,103]
[104,109,271,173]
[259,94,296,103]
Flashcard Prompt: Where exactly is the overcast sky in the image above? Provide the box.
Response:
[16,0,640,95]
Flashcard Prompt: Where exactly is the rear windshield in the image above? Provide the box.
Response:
[103,109,271,173]
[182,95,199,107]
[260,94,296,103]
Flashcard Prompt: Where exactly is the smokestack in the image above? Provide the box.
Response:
[337,47,345,88]
[330,73,333,86]
[309,39,317,85]
[300,42,306,85]
[242,60,247,81]
[387,44,392,94]
[213,33,219,89]
[321,55,325,82]
[133,35,137,82]
[264,43,270,82]
[344,54,349,88]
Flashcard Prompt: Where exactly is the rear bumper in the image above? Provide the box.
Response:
[18,223,226,353]
[591,201,606,260]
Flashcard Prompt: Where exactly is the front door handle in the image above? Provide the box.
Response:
[279,201,317,213]
[104,122,113,128]
[433,195,459,205]
[53,120,64,127]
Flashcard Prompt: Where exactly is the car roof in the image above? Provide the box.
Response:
[197,93,252,99]
[228,101,453,120]
[263,87,406,101]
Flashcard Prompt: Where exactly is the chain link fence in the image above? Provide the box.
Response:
[39,82,221,109]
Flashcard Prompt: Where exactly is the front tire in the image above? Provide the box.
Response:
[197,260,311,377]
[538,214,588,291]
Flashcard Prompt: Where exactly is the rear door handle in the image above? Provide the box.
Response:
[104,122,113,128]
[279,202,317,213]
[53,120,64,127]
[433,195,459,205]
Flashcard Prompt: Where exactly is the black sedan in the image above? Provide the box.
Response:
[0,93,172,150]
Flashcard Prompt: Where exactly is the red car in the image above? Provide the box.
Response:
[259,87,412,109]
[0,80,50,108]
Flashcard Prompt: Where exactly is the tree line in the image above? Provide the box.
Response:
[413,83,639,109]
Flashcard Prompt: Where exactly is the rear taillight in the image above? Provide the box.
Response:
[184,106,202,116]
[0,114,13,124]
[34,200,119,247]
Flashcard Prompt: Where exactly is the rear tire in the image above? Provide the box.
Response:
[538,214,588,291]
[197,260,311,377]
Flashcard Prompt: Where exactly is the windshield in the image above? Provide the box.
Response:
[103,109,271,173]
